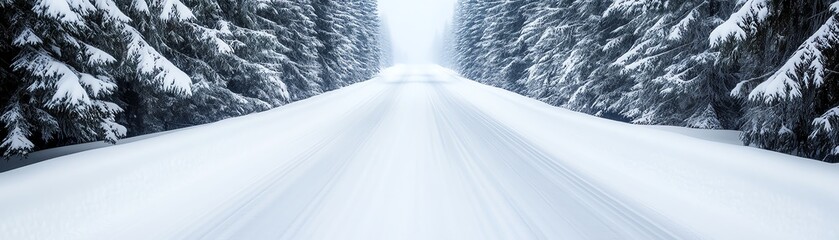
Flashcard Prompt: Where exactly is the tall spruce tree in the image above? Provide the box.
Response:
[1,0,386,157]
[716,0,839,160]
[453,0,490,80]
[1,0,132,155]
[312,0,354,90]
[450,0,839,161]
[617,0,738,129]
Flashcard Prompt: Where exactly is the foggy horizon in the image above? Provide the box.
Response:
[378,0,456,64]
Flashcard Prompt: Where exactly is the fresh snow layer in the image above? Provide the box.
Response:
[643,125,743,146]
[0,129,182,173]
[1,65,838,239]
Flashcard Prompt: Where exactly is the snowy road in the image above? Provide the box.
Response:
[1,65,838,239]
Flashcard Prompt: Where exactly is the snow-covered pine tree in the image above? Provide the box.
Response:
[0,0,17,132]
[217,0,294,107]
[118,0,274,134]
[471,0,502,83]
[617,0,739,129]
[347,0,382,83]
[0,0,384,157]
[477,0,538,92]
[364,0,384,80]
[561,0,632,117]
[115,0,200,134]
[474,0,507,87]
[343,0,366,84]
[715,0,837,159]
[538,0,610,108]
[312,0,355,90]
[453,0,612,108]
[810,12,839,162]
[452,0,491,80]
[0,0,129,156]
[257,0,324,100]
[519,0,584,104]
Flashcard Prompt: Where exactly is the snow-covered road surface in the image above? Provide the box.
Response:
[1,65,838,239]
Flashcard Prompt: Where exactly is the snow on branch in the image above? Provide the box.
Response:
[157,0,195,21]
[84,44,117,65]
[813,106,839,137]
[748,16,838,103]
[605,0,651,16]
[79,73,117,98]
[709,0,770,48]
[93,0,130,22]
[668,9,697,41]
[0,104,35,156]
[124,26,193,95]
[193,21,234,54]
[132,0,150,13]
[95,101,126,143]
[12,28,42,47]
[12,51,93,108]
[32,0,95,26]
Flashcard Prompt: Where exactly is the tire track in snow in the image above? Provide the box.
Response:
[429,81,699,239]
[170,82,403,239]
[427,84,547,239]
[2,66,837,240]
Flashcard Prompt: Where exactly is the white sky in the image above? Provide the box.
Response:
[377,0,457,64]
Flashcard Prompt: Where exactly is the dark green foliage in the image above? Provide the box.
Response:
[0,0,385,157]
[451,0,839,161]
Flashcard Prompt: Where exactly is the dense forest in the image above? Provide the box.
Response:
[448,0,839,162]
[0,0,389,156]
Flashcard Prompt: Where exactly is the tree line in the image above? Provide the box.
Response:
[448,0,839,162]
[0,0,389,156]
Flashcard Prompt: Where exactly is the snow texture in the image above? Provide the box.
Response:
[668,9,696,41]
[12,28,42,47]
[197,24,234,54]
[131,0,149,13]
[32,0,94,25]
[0,105,35,156]
[158,0,195,21]
[813,107,839,138]
[78,73,116,98]
[96,101,126,143]
[93,0,129,21]
[12,51,92,108]
[605,0,649,16]
[709,0,770,47]
[748,16,838,102]
[0,66,836,240]
[84,44,117,65]
[124,27,193,94]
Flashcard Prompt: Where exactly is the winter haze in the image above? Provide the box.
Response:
[378,0,456,63]
[1,1,839,239]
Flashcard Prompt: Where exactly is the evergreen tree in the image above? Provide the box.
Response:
[116,0,237,134]
[453,0,491,79]
[450,0,839,161]
[477,0,538,91]
[263,0,324,100]
[1,0,130,155]
[617,0,739,129]
[351,0,382,82]
[0,0,386,157]
[312,0,355,90]
[520,0,581,103]
[715,0,837,160]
